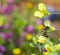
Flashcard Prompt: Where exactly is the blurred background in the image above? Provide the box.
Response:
[0,0,60,55]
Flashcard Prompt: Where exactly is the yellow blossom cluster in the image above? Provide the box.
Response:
[34,3,50,18]
[12,48,21,55]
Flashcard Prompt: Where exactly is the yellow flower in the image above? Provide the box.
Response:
[34,11,44,18]
[37,25,44,30]
[26,2,33,8]
[34,3,50,18]
[44,44,53,52]
[55,44,60,50]
[26,34,33,41]
[49,25,56,31]
[37,36,46,44]
[43,52,48,55]
[38,3,46,12]
[44,20,51,27]
[13,48,21,55]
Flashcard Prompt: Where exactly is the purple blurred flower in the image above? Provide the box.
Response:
[1,32,8,40]
[18,32,26,45]
[49,14,59,21]
[0,45,6,52]
[1,32,13,40]
[7,0,14,4]
[0,4,15,14]
[4,24,10,29]
[0,53,3,55]
[46,5,56,13]
[8,32,13,37]
[26,25,33,32]
[35,19,42,25]
[0,26,4,30]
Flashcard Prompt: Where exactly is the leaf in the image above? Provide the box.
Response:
[7,42,15,51]
[32,37,37,44]
[45,11,50,16]
[0,15,6,26]
[0,37,5,45]
[30,43,34,47]
[31,54,35,55]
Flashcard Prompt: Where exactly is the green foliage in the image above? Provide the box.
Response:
[0,15,6,26]
[0,37,5,45]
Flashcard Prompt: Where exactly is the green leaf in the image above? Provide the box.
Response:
[0,37,5,45]
[32,37,37,44]
[7,42,15,51]
[0,15,6,26]
[30,43,34,47]
[45,11,50,16]
[31,54,35,55]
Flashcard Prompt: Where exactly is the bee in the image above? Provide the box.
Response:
[42,26,49,37]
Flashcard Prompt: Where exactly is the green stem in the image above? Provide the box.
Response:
[38,44,42,55]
